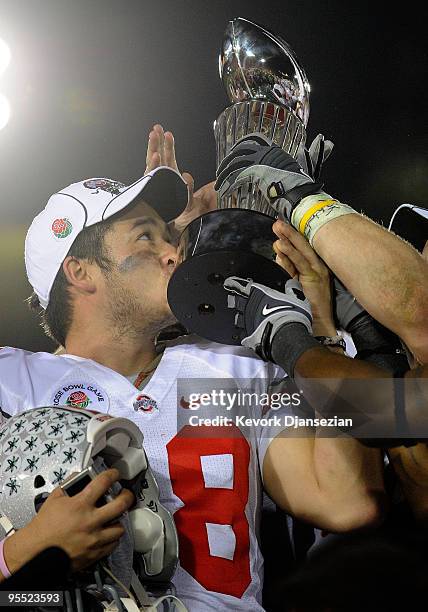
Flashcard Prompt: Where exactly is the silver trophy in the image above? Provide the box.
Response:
[168,18,310,345]
[214,17,310,214]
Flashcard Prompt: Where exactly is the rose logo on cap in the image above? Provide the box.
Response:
[52,218,73,239]
[66,391,91,409]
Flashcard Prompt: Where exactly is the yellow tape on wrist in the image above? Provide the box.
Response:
[298,199,338,235]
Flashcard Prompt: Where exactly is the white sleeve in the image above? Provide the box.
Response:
[0,347,34,416]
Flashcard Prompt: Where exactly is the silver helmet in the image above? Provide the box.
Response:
[0,406,178,584]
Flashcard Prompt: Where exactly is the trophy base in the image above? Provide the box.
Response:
[167,209,291,345]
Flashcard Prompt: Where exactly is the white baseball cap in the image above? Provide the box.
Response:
[25,166,188,309]
[388,203,428,253]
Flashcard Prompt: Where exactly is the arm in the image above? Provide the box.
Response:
[263,341,386,532]
[308,215,427,361]
[223,271,386,532]
[0,469,133,582]
[387,365,428,522]
[268,338,428,525]
[216,136,428,362]
[262,426,385,532]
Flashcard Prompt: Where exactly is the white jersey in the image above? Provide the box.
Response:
[0,335,288,611]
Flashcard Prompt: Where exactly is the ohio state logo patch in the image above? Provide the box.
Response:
[83,179,125,196]
[133,394,158,413]
[52,382,109,410]
[52,218,72,239]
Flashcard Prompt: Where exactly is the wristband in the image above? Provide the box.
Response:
[315,335,346,350]
[291,192,356,244]
[0,537,12,579]
[271,322,319,378]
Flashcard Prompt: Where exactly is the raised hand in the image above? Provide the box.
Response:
[145,124,180,174]
[273,219,336,336]
[144,124,217,237]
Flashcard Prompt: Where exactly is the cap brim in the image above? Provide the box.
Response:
[389,204,428,253]
[103,166,188,223]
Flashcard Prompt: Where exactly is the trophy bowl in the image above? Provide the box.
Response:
[219,17,310,125]
[214,17,309,212]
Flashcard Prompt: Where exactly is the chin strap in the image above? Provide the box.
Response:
[142,595,188,612]
[99,565,188,612]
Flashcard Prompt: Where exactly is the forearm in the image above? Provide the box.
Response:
[313,433,385,531]
[295,345,389,379]
[388,443,428,523]
[297,350,385,529]
[0,526,43,581]
[293,343,412,444]
[264,432,385,532]
[312,213,428,361]
[267,335,385,530]
[387,366,428,521]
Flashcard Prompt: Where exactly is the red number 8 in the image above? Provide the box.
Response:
[167,425,251,598]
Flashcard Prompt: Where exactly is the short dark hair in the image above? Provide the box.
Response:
[28,219,115,347]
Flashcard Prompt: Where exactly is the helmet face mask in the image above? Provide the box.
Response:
[60,464,115,506]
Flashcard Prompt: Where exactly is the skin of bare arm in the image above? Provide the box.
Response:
[387,364,428,522]
[267,339,428,525]
[277,214,428,363]
[273,219,428,521]
[262,420,386,532]
[264,226,386,532]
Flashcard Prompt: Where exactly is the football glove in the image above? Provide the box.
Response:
[224,276,313,361]
[214,134,324,221]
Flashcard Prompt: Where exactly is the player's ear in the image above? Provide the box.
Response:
[422,240,428,262]
[62,255,97,297]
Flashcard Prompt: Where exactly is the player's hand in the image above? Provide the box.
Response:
[214,134,324,222]
[145,124,217,236]
[5,468,134,573]
[273,220,336,336]
[145,124,180,174]
[224,276,313,361]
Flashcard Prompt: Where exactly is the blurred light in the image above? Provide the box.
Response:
[0,94,11,130]
[0,38,11,75]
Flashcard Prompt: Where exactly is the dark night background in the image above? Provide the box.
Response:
[0,0,426,352]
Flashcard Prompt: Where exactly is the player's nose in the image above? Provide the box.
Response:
[159,241,177,270]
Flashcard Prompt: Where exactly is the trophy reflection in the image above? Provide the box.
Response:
[214,17,310,215]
